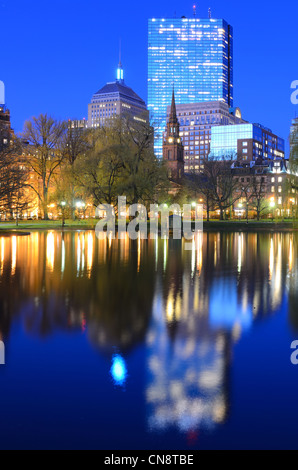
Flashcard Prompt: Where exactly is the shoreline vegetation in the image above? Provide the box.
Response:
[0,219,298,235]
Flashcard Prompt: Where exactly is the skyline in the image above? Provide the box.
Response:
[1,0,297,155]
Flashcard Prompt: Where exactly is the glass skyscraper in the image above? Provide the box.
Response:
[210,124,285,161]
[148,16,233,158]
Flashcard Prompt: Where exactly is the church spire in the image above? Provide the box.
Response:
[169,87,177,123]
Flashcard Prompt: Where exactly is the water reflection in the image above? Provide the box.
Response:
[0,230,297,438]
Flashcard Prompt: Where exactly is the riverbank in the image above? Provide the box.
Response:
[1,219,298,234]
[202,221,298,231]
[0,231,31,237]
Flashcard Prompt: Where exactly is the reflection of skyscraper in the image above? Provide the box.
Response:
[148,15,233,158]
[146,236,231,434]
[146,294,231,432]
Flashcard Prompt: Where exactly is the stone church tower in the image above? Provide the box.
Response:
[163,89,184,183]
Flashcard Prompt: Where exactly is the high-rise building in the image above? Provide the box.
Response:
[0,81,4,105]
[0,81,13,151]
[163,90,184,183]
[290,118,298,161]
[148,14,233,158]
[209,123,285,162]
[68,119,88,137]
[88,63,149,128]
[165,101,244,173]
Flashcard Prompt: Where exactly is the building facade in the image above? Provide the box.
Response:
[0,106,13,151]
[88,64,149,128]
[165,101,244,173]
[290,118,298,161]
[148,15,233,158]
[232,159,297,219]
[210,123,285,162]
[0,81,13,150]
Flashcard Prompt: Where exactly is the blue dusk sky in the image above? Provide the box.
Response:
[0,0,297,154]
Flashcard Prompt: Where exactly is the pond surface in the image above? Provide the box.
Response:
[0,230,298,450]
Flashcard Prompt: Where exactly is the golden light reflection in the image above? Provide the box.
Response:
[77,234,81,275]
[196,232,203,274]
[0,238,4,275]
[61,239,65,274]
[81,234,85,272]
[214,240,217,266]
[289,237,293,272]
[166,289,174,322]
[11,236,17,275]
[163,238,167,272]
[237,233,243,273]
[269,238,274,280]
[137,232,141,273]
[46,232,55,272]
[191,236,196,277]
[87,232,93,277]
[271,236,282,309]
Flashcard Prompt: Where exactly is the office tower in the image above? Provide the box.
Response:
[163,90,184,183]
[165,101,244,173]
[148,14,233,158]
[0,81,4,105]
[0,81,13,150]
[88,63,149,128]
[209,123,285,162]
[68,119,88,137]
[290,118,298,160]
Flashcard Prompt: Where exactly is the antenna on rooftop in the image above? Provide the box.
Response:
[119,38,122,66]
[117,38,124,83]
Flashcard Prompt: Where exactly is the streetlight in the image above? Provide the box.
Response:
[61,201,66,228]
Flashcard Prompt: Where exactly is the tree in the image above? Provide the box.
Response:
[187,170,215,221]
[61,121,90,219]
[200,157,241,220]
[21,114,67,219]
[0,135,30,223]
[120,116,168,207]
[250,174,269,221]
[75,117,168,211]
[75,120,125,209]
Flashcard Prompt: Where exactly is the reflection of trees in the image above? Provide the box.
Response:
[87,239,155,353]
[0,233,156,354]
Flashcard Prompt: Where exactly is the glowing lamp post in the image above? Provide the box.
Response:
[61,201,66,228]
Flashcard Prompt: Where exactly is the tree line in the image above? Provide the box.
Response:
[0,114,297,222]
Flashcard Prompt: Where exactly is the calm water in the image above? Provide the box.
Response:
[0,230,298,450]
